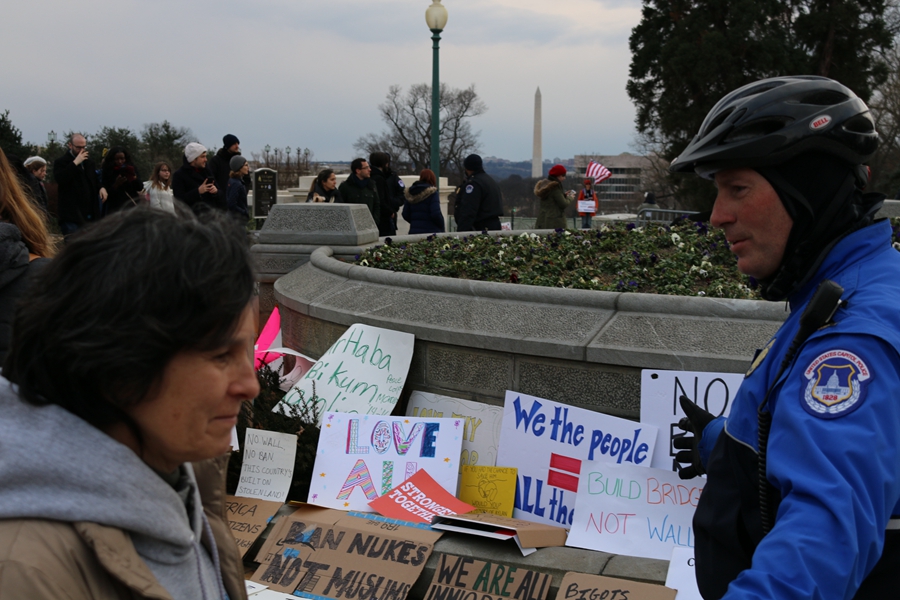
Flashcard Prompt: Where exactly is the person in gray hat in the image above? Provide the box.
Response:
[454,154,504,232]
[226,154,250,222]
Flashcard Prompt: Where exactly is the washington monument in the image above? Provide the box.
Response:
[532,87,542,178]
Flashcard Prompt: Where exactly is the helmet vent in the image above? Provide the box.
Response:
[723,118,791,143]
[704,107,735,135]
[843,114,875,133]
[798,90,848,106]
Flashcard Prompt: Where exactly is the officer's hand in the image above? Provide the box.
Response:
[673,395,715,479]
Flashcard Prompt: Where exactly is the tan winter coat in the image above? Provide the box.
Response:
[0,455,248,600]
[534,179,571,229]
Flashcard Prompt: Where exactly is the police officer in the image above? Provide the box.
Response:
[672,76,900,599]
[454,154,504,232]
[369,151,405,236]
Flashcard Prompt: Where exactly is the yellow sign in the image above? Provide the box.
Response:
[458,465,517,517]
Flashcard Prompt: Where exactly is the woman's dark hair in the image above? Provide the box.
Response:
[308,168,335,194]
[101,146,132,176]
[3,207,256,431]
[419,169,436,186]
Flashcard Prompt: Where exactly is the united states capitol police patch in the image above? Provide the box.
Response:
[465,184,474,194]
[802,349,870,419]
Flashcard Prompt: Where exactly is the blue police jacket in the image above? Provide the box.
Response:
[694,219,900,599]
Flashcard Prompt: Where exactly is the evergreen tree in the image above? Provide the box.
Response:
[628,0,892,208]
[0,110,33,160]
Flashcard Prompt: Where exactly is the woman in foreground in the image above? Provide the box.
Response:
[0,207,255,600]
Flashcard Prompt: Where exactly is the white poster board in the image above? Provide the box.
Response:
[307,412,464,512]
[640,370,743,470]
[577,200,595,213]
[566,462,702,560]
[497,391,658,528]
[665,547,702,600]
[407,392,503,472]
[235,428,297,502]
[276,324,414,424]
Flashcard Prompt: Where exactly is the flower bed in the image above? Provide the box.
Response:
[353,218,900,300]
[354,219,753,298]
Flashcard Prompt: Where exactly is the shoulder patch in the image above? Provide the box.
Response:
[397,180,405,188]
[802,349,870,418]
[465,184,474,194]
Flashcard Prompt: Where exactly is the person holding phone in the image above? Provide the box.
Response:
[53,133,103,235]
[172,142,222,212]
[100,146,143,214]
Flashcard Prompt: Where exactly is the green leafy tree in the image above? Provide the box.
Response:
[140,121,196,172]
[88,126,146,176]
[0,110,33,160]
[628,0,893,209]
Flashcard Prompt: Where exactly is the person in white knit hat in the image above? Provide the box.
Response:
[171,142,222,212]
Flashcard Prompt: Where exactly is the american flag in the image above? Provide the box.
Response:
[586,160,612,184]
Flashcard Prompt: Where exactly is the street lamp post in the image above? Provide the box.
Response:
[425,0,448,195]
[264,144,271,167]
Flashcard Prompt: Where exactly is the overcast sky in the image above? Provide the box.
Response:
[2,0,642,162]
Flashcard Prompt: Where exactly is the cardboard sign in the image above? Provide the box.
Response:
[577,200,596,213]
[497,391,658,527]
[278,324,414,424]
[252,505,441,599]
[458,465,517,517]
[665,547,701,600]
[640,370,741,470]
[559,572,676,600]
[407,391,504,473]
[236,428,297,502]
[566,462,702,560]
[225,496,283,557]
[424,554,551,600]
[308,412,464,512]
[370,470,475,525]
[431,513,567,556]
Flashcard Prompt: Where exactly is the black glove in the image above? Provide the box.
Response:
[673,395,715,480]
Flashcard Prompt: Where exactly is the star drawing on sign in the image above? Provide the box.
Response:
[455,420,461,427]
[444,457,451,462]
[404,419,409,423]
[320,472,326,477]
[344,502,350,507]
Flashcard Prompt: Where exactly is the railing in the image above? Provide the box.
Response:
[636,206,701,224]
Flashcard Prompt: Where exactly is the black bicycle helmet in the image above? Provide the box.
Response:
[670,76,878,177]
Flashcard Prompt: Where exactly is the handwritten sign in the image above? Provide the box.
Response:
[370,469,474,524]
[236,428,297,502]
[308,412,464,512]
[497,391,658,527]
[252,505,440,599]
[559,572,676,600]
[408,391,503,472]
[566,462,702,560]
[458,465,517,517]
[640,370,741,470]
[577,200,596,213]
[665,547,701,600]
[225,496,283,557]
[424,554,551,600]
[278,324,414,424]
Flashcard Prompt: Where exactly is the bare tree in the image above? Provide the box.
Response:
[355,83,486,183]
[868,40,900,196]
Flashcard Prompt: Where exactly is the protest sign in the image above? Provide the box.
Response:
[566,462,702,560]
[246,580,269,595]
[277,324,414,424]
[225,496,283,557]
[369,470,474,524]
[665,547,701,600]
[458,465,517,517]
[577,200,595,213]
[252,505,441,599]
[431,513,567,556]
[407,392,503,472]
[558,572,676,600]
[640,370,742,470]
[497,391,658,527]
[236,428,297,502]
[255,307,282,369]
[308,412,464,512]
[424,554,551,600]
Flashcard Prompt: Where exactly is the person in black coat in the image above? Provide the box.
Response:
[53,133,102,235]
[454,154,504,232]
[22,157,49,212]
[369,152,405,236]
[208,134,248,206]
[402,169,445,234]
[171,143,221,212]
[100,146,143,214]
